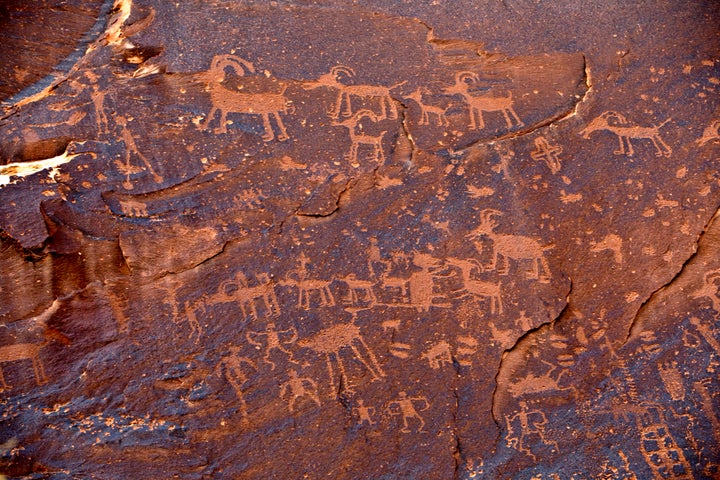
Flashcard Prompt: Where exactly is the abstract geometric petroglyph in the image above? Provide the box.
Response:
[0,1,718,478]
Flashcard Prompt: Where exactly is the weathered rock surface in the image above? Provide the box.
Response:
[0,1,719,478]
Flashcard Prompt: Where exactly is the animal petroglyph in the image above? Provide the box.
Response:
[200,54,294,141]
[530,136,563,174]
[446,257,503,314]
[247,323,299,371]
[506,361,575,398]
[215,347,256,420]
[305,65,403,120]
[218,272,281,319]
[422,340,453,369]
[405,87,449,126]
[298,318,385,397]
[405,252,453,312]
[421,336,478,369]
[590,233,624,265]
[444,71,523,130]
[505,401,558,461]
[332,109,388,168]
[280,253,335,310]
[279,370,321,413]
[469,209,552,282]
[385,392,430,433]
[580,111,672,157]
[0,341,50,390]
[697,119,720,146]
[340,273,378,306]
[689,317,720,355]
[691,270,720,312]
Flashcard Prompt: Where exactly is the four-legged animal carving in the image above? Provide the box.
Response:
[305,65,404,120]
[446,257,503,314]
[218,272,281,319]
[340,273,377,306]
[405,87,449,126]
[332,109,387,167]
[0,341,49,390]
[200,54,294,141]
[468,209,552,283]
[444,71,523,130]
[580,111,672,157]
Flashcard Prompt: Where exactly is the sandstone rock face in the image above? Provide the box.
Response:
[0,1,719,478]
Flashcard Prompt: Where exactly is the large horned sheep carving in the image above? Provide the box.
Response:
[200,54,294,141]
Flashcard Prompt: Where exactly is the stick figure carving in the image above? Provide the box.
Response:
[246,322,299,370]
[115,115,164,189]
[443,71,523,130]
[530,136,562,174]
[504,401,558,460]
[468,209,552,282]
[304,65,404,120]
[352,399,376,426]
[579,111,672,157]
[199,54,294,141]
[279,370,321,413]
[298,316,385,397]
[385,392,430,433]
[215,347,256,420]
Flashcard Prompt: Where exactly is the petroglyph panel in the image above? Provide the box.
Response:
[1,1,719,479]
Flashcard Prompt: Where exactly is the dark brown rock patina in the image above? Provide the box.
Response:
[0,1,719,478]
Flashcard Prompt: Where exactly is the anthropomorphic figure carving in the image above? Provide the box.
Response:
[385,391,430,433]
[279,370,321,413]
[505,401,558,460]
[246,322,299,370]
[215,347,256,420]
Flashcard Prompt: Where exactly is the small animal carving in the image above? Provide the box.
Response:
[332,109,388,167]
[405,87,449,126]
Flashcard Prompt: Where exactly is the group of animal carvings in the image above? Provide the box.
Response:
[194,54,684,164]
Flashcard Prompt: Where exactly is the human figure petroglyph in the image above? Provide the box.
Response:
[590,233,624,265]
[85,71,109,135]
[657,361,685,401]
[507,361,576,398]
[280,253,335,310]
[352,399,376,426]
[215,347,256,420]
[279,370,321,413]
[443,71,523,130]
[505,401,558,461]
[298,317,385,397]
[580,111,672,157]
[340,273,377,306]
[530,136,562,174]
[182,299,205,341]
[199,54,294,141]
[385,392,430,433]
[246,322,299,370]
[219,271,281,319]
[691,270,720,312]
[332,109,388,168]
[304,65,404,120]
[468,209,552,282]
[115,115,164,190]
[407,252,453,312]
[446,257,503,314]
[405,87,449,126]
[697,119,720,146]
[422,340,453,369]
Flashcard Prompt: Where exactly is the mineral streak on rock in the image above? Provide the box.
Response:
[1,1,719,478]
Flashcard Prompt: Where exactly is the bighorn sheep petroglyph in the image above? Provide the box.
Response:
[444,71,523,130]
[200,54,294,141]
[580,111,672,157]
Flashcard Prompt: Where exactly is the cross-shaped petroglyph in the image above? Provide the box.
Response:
[530,136,563,174]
